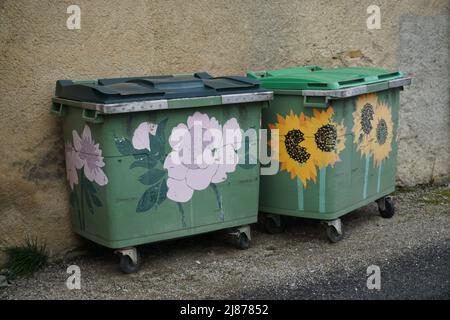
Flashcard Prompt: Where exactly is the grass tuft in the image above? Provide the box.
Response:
[3,237,48,280]
[419,188,450,206]
[392,185,418,195]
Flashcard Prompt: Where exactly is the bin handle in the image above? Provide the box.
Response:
[50,102,66,117]
[303,95,330,108]
[82,109,104,124]
[194,72,213,79]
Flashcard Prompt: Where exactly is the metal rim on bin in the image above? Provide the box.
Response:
[52,91,273,114]
[301,77,412,98]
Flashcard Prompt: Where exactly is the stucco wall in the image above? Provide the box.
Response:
[397,14,450,185]
[0,0,449,261]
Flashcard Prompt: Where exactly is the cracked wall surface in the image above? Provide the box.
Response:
[0,0,449,261]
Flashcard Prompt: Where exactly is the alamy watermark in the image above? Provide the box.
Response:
[66,5,81,30]
[66,265,81,290]
[366,265,381,290]
[167,123,279,176]
[367,5,381,30]
[65,5,380,31]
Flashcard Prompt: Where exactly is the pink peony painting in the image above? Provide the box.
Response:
[72,125,108,186]
[115,112,248,223]
[65,124,106,230]
[164,112,242,203]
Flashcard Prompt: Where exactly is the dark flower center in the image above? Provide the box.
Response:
[315,124,337,152]
[376,119,388,145]
[285,130,310,164]
[361,103,374,135]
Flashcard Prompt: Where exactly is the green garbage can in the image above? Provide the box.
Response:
[51,72,272,272]
[247,66,411,242]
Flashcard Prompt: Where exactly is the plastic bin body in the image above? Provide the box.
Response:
[247,66,411,220]
[52,74,272,248]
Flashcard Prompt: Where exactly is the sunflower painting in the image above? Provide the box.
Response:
[269,111,317,187]
[302,107,346,169]
[369,102,394,167]
[352,93,394,166]
[352,93,395,198]
[269,107,347,212]
[352,93,378,157]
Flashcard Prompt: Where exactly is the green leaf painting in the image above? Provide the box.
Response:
[136,179,167,212]
[129,157,156,170]
[70,171,103,231]
[114,137,137,156]
[115,118,169,214]
[149,118,168,160]
[138,169,166,186]
[136,183,160,212]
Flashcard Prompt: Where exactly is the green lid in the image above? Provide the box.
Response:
[247,66,404,90]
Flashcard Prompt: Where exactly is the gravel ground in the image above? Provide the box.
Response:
[1,185,449,300]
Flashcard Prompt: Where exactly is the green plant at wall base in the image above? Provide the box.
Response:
[3,238,48,280]
[393,185,417,194]
[419,188,450,205]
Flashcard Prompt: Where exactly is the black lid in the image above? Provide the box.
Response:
[55,72,266,104]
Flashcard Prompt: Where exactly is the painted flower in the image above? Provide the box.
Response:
[132,121,158,151]
[164,112,242,203]
[269,111,317,187]
[369,102,394,167]
[212,117,242,184]
[65,142,83,190]
[73,125,108,186]
[302,107,346,169]
[352,93,378,157]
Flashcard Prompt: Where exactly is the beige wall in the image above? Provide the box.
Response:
[0,0,449,261]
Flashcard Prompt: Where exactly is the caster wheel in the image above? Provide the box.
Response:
[264,216,286,234]
[119,250,141,274]
[236,233,250,250]
[378,197,395,219]
[326,225,344,243]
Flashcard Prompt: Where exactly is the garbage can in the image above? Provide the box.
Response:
[247,66,411,242]
[51,72,272,272]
